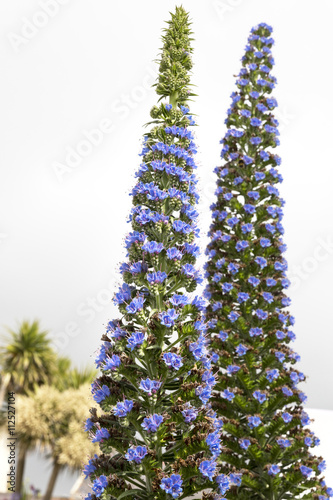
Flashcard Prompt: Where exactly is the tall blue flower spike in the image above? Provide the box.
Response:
[83,7,232,500]
[204,22,332,499]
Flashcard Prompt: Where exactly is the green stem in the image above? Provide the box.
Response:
[169,91,179,107]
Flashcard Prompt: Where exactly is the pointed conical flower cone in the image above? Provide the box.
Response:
[83,7,229,499]
[204,22,332,500]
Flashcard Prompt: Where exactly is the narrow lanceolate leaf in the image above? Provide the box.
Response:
[204,23,332,499]
[83,7,229,500]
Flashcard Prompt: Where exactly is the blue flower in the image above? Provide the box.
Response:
[113,283,132,305]
[255,309,268,320]
[129,261,146,274]
[244,204,256,214]
[83,458,96,478]
[227,216,239,227]
[304,437,313,447]
[127,331,145,351]
[228,262,239,274]
[227,365,240,375]
[247,190,259,200]
[260,237,271,247]
[247,416,262,428]
[250,136,262,145]
[277,438,291,448]
[228,311,240,322]
[212,301,222,311]
[238,78,249,87]
[266,278,277,286]
[126,296,145,314]
[199,460,217,481]
[255,171,265,181]
[206,431,221,457]
[160,309,179,327]
[160,474,183,499]
[229,473,242,487]
[173,219,192,234]
[236,344,248,356]
[181,263,201,282]
[167,247,183,260]
[219,331,229,341]
[192,296,206,311]
[281,412,293,423]
[282,386,293,397]
[253,390,267,403]
[229,128,244,138]
[163,352,183,370]
[104,354,121,371]
[301,412,311,426]
[248,276,260,287]
[249,327,262,337]
[243,155,254,165]
[147,271,168,284]
[318,460,327,473]
[215,474,230,495]
[222,282,233,293]
[300,465,313,478]
[92,475,108,497]
[181,405,198,423]
[236,240,250,252]
[242,223,253,234]
[240,109,251,118]
[165,104,172,111]
[234,175,244,184]
[222,389,235,401]
[255,256,267,269]
[237,292,250,303]
[139,378,161,395]
[263,292,274,303]
[266,369,279,382]
[84,418,94,431]
[257,102,268,111]
[92,428,110,443]
[93,384,110,403]
[259,150,270,161]
[266,97,277,109]
[195,384,212,404]
[250,91,260,99]
[125,446,148,464]
[114,399,133,417]
[268,465,280,476]
[142,240,164,253]
[239,438,251,450]
[141,414,163,433]
[170,294,189,307]
[276,330,286,340]
[250,117,262,127]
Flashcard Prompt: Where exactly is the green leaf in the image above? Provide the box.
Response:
[117,489,145,500]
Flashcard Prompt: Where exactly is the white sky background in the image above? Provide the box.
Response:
[1,0,333,494]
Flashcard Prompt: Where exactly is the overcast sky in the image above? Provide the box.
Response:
[1,0,333,493]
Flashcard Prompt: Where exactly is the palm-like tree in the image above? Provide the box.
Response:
[0,320,57,494]
[0,320,57,394]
